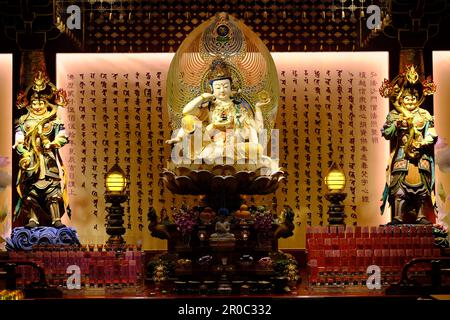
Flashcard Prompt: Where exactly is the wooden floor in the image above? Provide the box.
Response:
[59,283,406,299]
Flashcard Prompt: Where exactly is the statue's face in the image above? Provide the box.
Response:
[212,79,232,101]
[30,99,47,115]
[401,94,418,111]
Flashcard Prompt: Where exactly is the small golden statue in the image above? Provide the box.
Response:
[380,65,437,224]
[13,71,70,228]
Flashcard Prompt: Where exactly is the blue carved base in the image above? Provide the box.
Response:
[6,226,81,251]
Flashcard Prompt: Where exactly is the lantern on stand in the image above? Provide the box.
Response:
[324,163,347,225]
[105,163,128,246]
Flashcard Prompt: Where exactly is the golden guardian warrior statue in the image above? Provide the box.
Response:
[13,71,70,229]
[380,65,437,225]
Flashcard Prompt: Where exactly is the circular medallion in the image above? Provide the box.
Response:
[42,122,53,134]
[257,90,270,102]
[216,24,230,37]
[413,115,424,128]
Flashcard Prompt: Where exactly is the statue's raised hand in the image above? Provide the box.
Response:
[201,93,215,103]
[255,97,271,109]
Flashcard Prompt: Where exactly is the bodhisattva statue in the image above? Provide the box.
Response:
[166,59,270,164]
[13,71,70,229]
[380,65,437,225]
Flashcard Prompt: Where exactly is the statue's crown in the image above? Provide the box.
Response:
[32,71,49,92]
[405,65,419,85]
[379,64,436,100]
[208,60,232,84]
[16,70,67,109]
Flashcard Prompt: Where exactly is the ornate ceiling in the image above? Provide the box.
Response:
[1,1,450,53]
[54,0,391,52]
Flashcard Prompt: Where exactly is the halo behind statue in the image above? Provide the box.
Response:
[166,12,279,131]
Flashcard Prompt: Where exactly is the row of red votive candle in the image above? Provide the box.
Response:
[308,266,430,286]
[306,225,434,239]
[306,226,441,287]
[308,248,441,267]
[307,237,435,250]
[8,246,143,289]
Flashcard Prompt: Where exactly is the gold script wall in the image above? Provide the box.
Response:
[56,52,389,250]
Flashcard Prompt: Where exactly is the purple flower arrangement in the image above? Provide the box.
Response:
[253,208,273,232]
[173,206,198,235]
